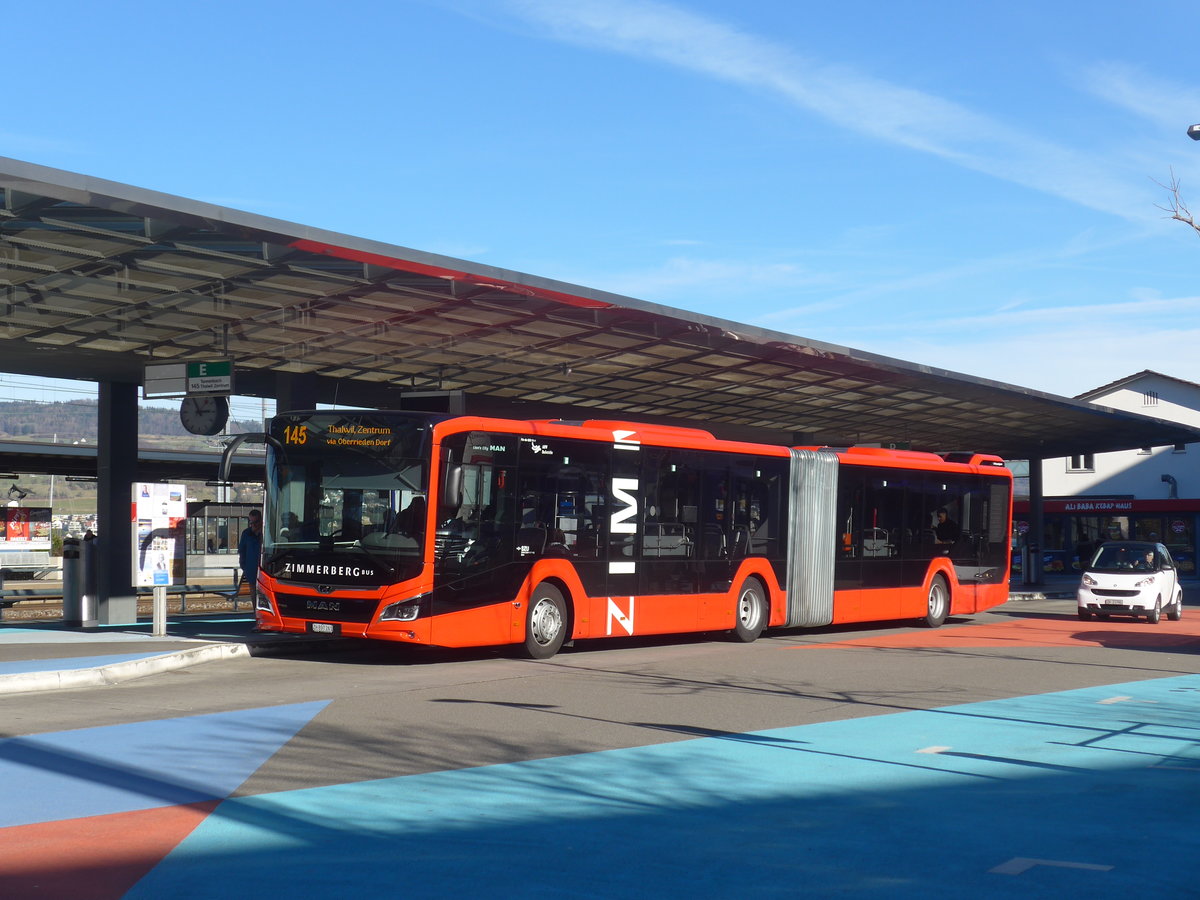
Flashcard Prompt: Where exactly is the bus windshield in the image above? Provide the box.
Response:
[264,412,433,585]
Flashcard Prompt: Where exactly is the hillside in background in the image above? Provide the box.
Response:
[0,399,263,450]
[0,400,265,513]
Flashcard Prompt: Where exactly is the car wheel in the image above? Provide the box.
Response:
[731,578,768,642]
[1168,593,1183,622]
[523,583,568,659]
[1077,610,1092,621]
[1147,600,1161,625]
[920,575,950,628]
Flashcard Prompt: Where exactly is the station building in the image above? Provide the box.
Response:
[1016,371,1200,575]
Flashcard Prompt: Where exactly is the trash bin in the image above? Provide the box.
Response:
[1021,541,1040,587]
[62,536,83,625]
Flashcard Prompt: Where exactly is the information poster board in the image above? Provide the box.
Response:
[133,483,187,587]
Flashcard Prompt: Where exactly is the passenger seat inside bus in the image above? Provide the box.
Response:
[517,526,547,557]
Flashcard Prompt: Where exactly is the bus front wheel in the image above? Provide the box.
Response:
[920,575,950,628]
[523,583,568,659]
[732,579,768,642]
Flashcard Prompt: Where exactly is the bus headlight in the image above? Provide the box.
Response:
[256,593,274,613]
[380,594,426,622]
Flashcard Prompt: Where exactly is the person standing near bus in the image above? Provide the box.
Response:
[238,509,263,602]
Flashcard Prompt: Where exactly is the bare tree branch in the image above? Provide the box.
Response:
[1155,169,1200,237]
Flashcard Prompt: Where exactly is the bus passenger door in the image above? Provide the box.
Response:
[635,448,701,631]
[859,473,906,620]
[955,476,1012,611]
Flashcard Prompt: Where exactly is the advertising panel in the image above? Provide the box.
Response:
[132,483,187,587]
[2,507,51,549]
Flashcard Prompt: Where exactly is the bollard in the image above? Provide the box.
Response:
[152,584,167,637]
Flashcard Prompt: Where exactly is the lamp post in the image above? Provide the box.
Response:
[1189,124,1200,141]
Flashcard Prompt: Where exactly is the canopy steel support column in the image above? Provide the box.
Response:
[96,380,139,624]
[1027,458,1045,587]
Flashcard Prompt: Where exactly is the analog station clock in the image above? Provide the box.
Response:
[179,396,230,435]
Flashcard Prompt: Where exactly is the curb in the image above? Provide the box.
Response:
[0,643,250,695]
[0,634,369,696]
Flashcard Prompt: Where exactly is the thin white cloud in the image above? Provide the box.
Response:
[881,325,1200,399]
[756,223,1169,329]
[1076,62,1196,131]
[813,293,1200,395]
[582,255,821,299]
[499,0,1165,220]
[883,293,1200,335]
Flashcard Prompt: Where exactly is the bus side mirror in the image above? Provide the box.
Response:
[441,464,463,511]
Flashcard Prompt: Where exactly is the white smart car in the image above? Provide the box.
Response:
[1077,541,1184,624]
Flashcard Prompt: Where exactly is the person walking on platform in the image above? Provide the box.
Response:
[238,509,263,605]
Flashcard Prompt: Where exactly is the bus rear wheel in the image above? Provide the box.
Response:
[732,579,768,642]
[920,575,950,628]
[523,583,568,659]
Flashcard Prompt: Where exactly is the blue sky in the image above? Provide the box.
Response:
[4,0,1200,417]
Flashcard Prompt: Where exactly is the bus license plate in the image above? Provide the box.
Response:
[308,622,339,635]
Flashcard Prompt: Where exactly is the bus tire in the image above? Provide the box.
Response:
[523,582,568,659]
[731,578,768,643]
[920,575,950,628]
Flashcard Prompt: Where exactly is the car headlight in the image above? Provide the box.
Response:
[1081,573,1097,586]
[1134,576,1157,588]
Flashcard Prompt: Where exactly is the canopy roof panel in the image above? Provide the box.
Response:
[1,156,1195,460]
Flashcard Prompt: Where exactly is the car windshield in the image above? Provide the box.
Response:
[1088,542,1160,572]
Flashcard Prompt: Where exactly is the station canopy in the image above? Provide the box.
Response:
[2,155,1196,462]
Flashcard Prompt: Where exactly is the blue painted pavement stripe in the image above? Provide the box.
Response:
[0,701,329,827]
[0,628,199,643]
[0,652,167,675]
[129,675,1200,899]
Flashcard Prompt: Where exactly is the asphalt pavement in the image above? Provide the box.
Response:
[3,583,1199,899]
[0,573,1089,696]
[0,573,1074,696]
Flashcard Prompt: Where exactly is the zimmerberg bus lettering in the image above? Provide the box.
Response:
[607,596,635,636]
[611,478,638,534]
[282,563,372,577]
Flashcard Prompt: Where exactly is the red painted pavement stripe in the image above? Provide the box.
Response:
[0,800,217,900]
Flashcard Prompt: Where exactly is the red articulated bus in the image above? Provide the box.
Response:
[255,412,1012,658]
